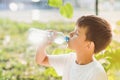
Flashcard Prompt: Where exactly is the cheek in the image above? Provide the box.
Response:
[68,37,78,49]
[72,38,85,48]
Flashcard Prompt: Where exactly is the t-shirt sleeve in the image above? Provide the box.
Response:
[48,53,71,76]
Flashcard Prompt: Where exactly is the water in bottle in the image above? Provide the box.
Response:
[27,28,69,46]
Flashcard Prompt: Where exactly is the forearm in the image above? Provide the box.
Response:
[35,45,47,65]
[35,31,55,66]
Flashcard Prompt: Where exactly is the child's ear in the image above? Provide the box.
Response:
[87,41,94,49]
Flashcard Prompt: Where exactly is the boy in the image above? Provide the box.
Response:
[35,15,112,80]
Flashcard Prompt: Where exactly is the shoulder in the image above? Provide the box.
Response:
[94,59,106,72]
[58,52,76,59]
[91,59,108,80]
[67,52,76,60]
[48,52,75,63]
[93,58,106,74]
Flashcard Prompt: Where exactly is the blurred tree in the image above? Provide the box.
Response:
[95,0,98,15]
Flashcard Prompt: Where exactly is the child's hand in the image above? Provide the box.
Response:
[38,30,57,48]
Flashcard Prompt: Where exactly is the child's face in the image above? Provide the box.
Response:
[68,26,88,52]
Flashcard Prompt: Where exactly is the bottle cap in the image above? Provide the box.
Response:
[65,36,70,42]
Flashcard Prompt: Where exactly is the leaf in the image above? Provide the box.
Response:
[60,3,73,18]
[48,0,63,8]
[44,68,58,77]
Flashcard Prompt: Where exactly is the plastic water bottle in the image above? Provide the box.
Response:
[27,28,69,46]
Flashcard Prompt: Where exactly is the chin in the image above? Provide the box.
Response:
[67,41,74,50]
[67,44,72,50]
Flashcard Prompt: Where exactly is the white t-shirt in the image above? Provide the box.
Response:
[48,53,108,80]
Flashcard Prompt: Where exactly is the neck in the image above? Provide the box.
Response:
[76,51,93,65]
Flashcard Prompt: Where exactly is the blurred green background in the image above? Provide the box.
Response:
[0,0,120,80]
